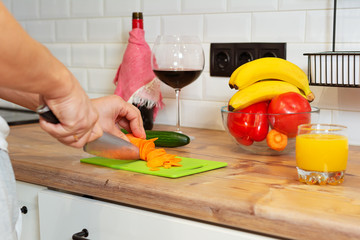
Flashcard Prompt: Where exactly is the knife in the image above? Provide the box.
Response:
[36,105,140,160]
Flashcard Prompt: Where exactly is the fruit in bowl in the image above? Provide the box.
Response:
[268,92,312,138]
[223,57,319,155]
[222,103,320,155]
[226,101,269,146]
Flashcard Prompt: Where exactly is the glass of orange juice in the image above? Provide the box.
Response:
[296,123,348,185]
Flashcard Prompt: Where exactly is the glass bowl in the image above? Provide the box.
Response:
[221,106,320,155]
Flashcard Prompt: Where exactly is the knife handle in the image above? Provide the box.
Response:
[36,105,60,124]
[72,228,89,240]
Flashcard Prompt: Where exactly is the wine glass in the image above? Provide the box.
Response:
[151,35,204,133]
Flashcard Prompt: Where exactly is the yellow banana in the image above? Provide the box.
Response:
[228,64,245,89]
[232,57,314,102]
[228,80,305,111]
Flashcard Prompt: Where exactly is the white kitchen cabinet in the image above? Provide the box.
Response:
[38,189,276,240]
[16,181,47,240]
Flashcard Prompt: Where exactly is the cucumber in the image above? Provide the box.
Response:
[121,129,190,147]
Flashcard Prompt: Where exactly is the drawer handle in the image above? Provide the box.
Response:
[72,228,90,240]
[20,206,28,214]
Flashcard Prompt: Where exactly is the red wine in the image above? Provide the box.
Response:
[153,69,202,89]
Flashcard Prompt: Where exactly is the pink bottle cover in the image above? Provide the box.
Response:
[114,28,164,118]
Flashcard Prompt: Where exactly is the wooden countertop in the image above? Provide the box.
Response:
[8,123,360,240]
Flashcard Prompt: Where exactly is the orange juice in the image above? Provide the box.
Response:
[296,133,348,172]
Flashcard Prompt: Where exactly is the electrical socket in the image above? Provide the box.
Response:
[258,43,286,59]
[209,43,235,77]
[235,43,256,68]
[210,42,286,77]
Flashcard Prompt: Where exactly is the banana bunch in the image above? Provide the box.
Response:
[228,57,314,111]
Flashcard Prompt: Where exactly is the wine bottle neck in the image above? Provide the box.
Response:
[132,19,143,29]
[132,12,143,29]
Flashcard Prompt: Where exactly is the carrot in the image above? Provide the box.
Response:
[126,134,182,171]
[147,148,166,160]
[147,157,164,169]
[266,129,288,151]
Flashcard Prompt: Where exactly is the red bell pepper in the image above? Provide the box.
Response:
[268,92,311,138]
[227,101,269,145]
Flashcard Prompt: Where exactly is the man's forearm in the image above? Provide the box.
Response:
[0,2,74,99]
[0,88,39,111]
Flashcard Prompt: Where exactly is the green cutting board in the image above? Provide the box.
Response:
[80,157,227,178]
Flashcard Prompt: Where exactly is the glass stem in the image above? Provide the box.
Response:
[175,89,181,132]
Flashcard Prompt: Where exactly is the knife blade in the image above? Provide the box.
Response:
[36,105,140,160]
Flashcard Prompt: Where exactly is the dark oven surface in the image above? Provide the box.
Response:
[0,107,39,125]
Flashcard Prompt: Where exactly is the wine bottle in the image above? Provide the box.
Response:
[131,12,155,130]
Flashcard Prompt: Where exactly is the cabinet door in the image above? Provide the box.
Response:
[16,181,47,240]
[39,189,275,240]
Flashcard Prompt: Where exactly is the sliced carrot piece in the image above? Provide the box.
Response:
[147,149,166,160]
[266,129,288,151]
[163,163,171,169]
[147,157,164,169]
[125,134,182,170]
[170,157,181,163]
[140,141,155,160]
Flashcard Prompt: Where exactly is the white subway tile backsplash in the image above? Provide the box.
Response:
[143,16,161,43]
[336,9,360,43]
[310,86,341,110]
[72,44,104,67]
[202,43,210,72]
[160,83,174,99]
[71,0,103,17]
[311,86,360,113]
[305,10,333,43]
[143,0,180,15]
[45,44,71,66]
[88,18,123,42]
[162,15,203,38]
[155,98,225,130]
[104,0,141,17]
[26,21,55,42]
[182,0,226,14]
[40,0,70,18]
[180,75,203,100]
[333,110,360,146]
[228,0,278,12]
[338,1,360,9]
[280,0,360,11]
[104,44,126,68]
[120,15,161,43]
[334,43,360,52]
[12,0,39,20]
[316,108,332,124]
[69,67,88,91]
[203,74,234,102]
[204,13,251,42]
[336,88,360,112]
[279,0,331,11]
[286,43,330,74]
[120,17,132,42]
[88,69,117,93]
[181,99,225,130]
[154,98,176,126]
[56,19,87,42]
[252,11,306,42]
